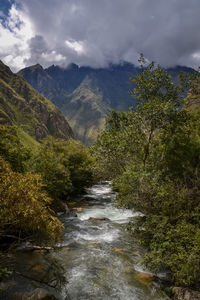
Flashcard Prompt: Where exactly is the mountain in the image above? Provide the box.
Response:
[0,60,73,146]
[18,63,194,145]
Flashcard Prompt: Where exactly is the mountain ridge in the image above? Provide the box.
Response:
[18,62,195,144]
[0,60,74,146]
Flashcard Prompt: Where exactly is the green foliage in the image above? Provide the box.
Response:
[30,137,94,201]
[0,157,63,242]
[94,57,200,289]
[138,218,200,288]
[0,125,31,173]
[0,61,95,250]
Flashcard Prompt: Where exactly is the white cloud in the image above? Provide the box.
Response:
[1,0,200,71]
[0,4,34,70]
[65,40,85,55]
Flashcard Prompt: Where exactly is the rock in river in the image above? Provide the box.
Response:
[88,217,110,221]
[134,272,156,284]
[17,288,58,299]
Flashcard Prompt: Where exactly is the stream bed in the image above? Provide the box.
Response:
[1,182,170,300]
[57,182,169,300]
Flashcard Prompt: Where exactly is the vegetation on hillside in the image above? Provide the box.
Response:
[93,57,200,290]
[19,62,194,145]
[30,137,94,203]
[0,61,94,245]
[0,60,73,142]
[0,157,63,242]
[0,126,93,244]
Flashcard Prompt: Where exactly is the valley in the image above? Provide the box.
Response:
[19,62,194,145]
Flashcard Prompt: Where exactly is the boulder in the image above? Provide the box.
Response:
[134,272,156,284]
[20,288,58,300]
[72,207,83,213]
[114,248,125,255]
[173,287,200,300]
[88,217,110,222]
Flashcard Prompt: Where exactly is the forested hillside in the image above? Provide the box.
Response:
[93,59,200,293]
[0,61,94,245]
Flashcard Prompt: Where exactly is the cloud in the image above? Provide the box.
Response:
[0,4,34,70]
[1,0,200,71]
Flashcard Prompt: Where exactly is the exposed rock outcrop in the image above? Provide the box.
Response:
[19,288,58,300]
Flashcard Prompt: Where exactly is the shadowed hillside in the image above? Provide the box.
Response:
[19,62,194,144]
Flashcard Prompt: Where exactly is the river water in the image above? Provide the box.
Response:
[2,182,169,299]
[56,182,169,300]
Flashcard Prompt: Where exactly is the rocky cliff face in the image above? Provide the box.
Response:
[18,62,194,145]
[0,60,73,141]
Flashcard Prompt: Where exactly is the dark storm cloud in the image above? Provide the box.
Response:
[2,0,200,70]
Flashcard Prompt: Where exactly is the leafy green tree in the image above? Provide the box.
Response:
[30,137,94,202]
[94,57,200,289]
[31,137,73,201]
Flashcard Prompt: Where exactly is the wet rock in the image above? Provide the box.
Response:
[114,248,125,254]
[17,288,58,299]
[88,217,110,222]
[31,264,45,272]
[134,272,156,284]
[30,288,57,299]
[25,244,53,252]
[173,287,200,300]
[12,251,67,289]
[72,207,83,213]
[0,279,16,291]
[86,242,101,249]
[0,277,58,299]
[33,250,49,254]
[57,245,69,251]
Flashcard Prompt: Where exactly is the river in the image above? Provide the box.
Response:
[56,181,169,300]
[1,181,170,299]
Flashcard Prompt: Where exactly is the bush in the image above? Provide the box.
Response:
[0,157,63,243]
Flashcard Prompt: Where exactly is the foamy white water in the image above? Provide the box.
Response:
[78,204,143,223]
[57,182,169,300]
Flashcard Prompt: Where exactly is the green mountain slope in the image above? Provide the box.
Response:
[0,60,73,146]
[62,76,110,144]
[18,63,194,145]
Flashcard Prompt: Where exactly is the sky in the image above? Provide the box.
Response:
[0,0,200,72]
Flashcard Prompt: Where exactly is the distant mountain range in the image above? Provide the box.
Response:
[0,60,73,148]
[18,63,194,145]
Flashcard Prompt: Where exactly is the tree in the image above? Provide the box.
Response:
[94,57,200,289]
[30,137,94,202]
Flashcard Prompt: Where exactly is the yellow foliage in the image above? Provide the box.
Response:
[0,157,63,242]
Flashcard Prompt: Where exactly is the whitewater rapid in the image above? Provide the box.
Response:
[56,182,169,300]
